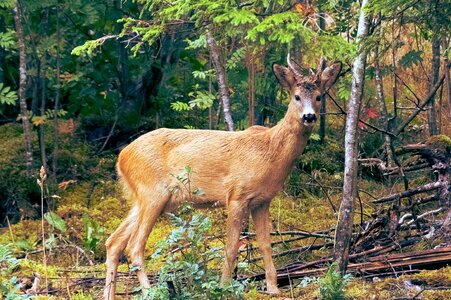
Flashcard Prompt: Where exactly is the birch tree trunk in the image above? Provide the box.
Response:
[334,0,370,274]
[206,30,234,131]
[14,0,34,177]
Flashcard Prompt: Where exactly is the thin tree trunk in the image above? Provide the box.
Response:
[52,6,61,180]
[374,23,394,187]
[318,6,327,143]
[0,15,6,83]
[445,58,451,120]
[206,30,234,131]
[427,36,440,135]
[14,0,33,177]
[334,0,370,274]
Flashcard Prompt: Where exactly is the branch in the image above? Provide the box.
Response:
[372,181,443,204]
[394,67,447,135]
[326,92,397,138]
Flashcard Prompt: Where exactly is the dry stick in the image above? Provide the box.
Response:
[38,166,49,293]
[372,181,443,204]
[6,216,15,243]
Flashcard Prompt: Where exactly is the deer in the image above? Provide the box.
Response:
[104,54,342,299]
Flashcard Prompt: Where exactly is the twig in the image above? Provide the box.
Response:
[26,272,41,295]
[326,92,397,138]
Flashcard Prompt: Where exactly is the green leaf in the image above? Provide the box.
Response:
[0,83,18,105]
[44,212,67,233]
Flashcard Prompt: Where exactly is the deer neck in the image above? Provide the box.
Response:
[268,101,313,166]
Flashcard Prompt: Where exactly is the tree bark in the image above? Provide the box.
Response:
[318,6,327,143]
[334,0,370,274]
[52,6,61,180]
[206,30,234,131]
[14,0,34,177]
[374,26,394,170]
[427,36,440,135]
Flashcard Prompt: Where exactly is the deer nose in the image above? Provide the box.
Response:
[302,113,317,123]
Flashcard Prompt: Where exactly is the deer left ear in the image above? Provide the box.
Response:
[320,62,342,94]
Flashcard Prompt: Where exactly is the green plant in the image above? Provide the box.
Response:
[0,244,33,299]
[82,214,105,252]
[318,263,352,300]
[139,207,246,299]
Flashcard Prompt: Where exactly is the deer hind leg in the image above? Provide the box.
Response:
[221,200,248,285]
[104,205,138,300]
[251,201,280,294]
[126,192,170,292]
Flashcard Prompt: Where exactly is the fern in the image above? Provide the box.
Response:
[0,30,17,50]
[0,83,18,105]
[226,47,246,70]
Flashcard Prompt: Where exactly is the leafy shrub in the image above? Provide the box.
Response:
[0,244,33,299]
[318,263,352,300]
[139,206,246,300]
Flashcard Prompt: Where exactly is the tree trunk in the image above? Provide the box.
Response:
[0,14,5,83]
[52,6,61,180]
[318,5,327,143]
[374,23,394,187]
[427,36,440,135]
[206,30,234,131]
[334,0,370,274]
[14,0,34,177]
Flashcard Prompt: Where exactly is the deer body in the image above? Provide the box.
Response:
[104,56,341,300]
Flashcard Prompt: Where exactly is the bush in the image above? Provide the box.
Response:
[139,206,246,300]
[318,263,352,300]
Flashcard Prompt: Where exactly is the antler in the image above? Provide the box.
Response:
[287,53,302,82]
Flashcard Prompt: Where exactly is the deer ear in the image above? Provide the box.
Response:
[273,64,296,90]
[320,62,342,93]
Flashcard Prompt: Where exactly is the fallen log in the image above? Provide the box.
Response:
[266,247,451,285]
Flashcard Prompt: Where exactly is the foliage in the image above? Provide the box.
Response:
[141,207,246,300]
[0,83,18,106]
[0,244,33,300]
[318,263,352,300]
[82,214,105,252]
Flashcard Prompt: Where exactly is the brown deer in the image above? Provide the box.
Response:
[104,55,342,299]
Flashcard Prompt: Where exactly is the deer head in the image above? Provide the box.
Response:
[273,54,342,126]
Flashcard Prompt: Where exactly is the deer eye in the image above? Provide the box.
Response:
[295,95,301,101]
[316,95,321,101]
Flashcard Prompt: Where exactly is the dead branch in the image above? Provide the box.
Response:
[372,181,443,204]
[394,71,447,135]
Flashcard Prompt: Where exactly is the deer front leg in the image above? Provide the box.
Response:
[251,201,280,294]
[221,200,247,285]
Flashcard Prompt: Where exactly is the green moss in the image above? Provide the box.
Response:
[426,134,451,149]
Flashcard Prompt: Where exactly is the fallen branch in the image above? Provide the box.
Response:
[372,181,443,204]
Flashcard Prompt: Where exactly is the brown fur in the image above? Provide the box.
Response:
[104,58,342,299]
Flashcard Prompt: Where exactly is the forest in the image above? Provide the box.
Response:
[0,0,450,299]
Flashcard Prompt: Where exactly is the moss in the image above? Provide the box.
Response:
[426,134,451,149]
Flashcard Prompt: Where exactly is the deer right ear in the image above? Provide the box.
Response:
[273,64,296,90]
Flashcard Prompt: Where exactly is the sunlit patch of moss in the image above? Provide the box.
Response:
[92,196,129,231]
[71,290,94,300]
[426,134,451,149]
[19,259,59,278]
[0,220,40,251]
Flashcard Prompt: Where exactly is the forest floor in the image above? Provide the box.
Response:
[0,123,450,299]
